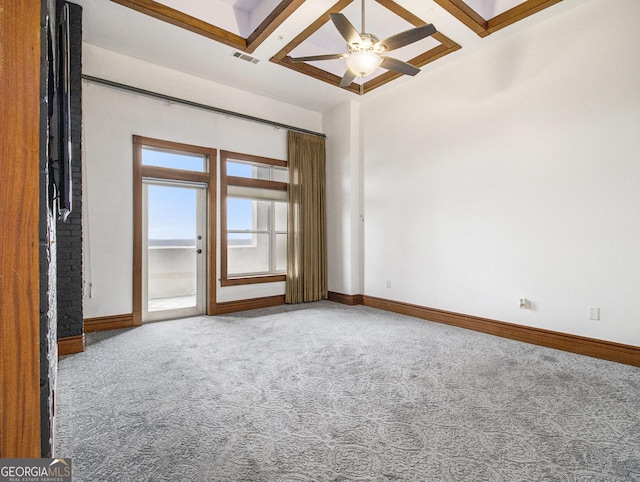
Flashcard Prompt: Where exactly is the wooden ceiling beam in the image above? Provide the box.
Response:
[246,0,306,54]
[111,0,247,50]
[112,0,304,53]
[487,0,563,35]
[434,0,563,37]
[433,0,489,37]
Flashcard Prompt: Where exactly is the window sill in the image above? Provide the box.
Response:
[220,274,286,287]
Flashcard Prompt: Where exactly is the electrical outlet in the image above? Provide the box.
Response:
[386,280,391,288]
[588,306,600,320]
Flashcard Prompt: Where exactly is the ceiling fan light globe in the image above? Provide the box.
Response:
[346,51,382,77]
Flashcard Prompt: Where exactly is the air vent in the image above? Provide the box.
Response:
[231,51,260,64]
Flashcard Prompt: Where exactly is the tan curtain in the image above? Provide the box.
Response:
[286,131,328,303]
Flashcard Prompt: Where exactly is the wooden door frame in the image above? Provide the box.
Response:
[132,136,217,325]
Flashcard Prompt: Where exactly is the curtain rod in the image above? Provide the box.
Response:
[81,75,326,139]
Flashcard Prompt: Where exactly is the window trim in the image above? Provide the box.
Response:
[220,150,287,286]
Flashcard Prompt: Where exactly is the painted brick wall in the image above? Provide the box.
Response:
[56,1,83,339]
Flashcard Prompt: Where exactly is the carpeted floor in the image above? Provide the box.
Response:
[56,301,640,481]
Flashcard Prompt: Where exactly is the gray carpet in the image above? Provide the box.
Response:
[56,301,640,481]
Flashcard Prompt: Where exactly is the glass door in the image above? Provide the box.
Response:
[142,180,207,322]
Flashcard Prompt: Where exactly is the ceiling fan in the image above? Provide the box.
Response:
[289,0,437,89]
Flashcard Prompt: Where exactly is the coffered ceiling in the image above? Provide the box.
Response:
[75,0,577,111]
[111,0,559,94]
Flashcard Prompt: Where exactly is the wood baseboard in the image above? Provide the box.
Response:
[84,313,136,333]
[57,334,85,356]
[328,291,364,306]
[362,295,640,367]
[215,295,286,315]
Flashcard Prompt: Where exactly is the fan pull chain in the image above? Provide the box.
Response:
[361,0,365,33]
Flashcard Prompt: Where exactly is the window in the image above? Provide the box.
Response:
[141,145,207,172]
[221,151,287,285]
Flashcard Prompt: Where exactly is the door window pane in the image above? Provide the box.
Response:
[148,185,196,245]
[146,184,202,313]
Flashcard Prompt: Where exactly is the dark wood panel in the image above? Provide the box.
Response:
[57,335,86,356]
[84,313,136,333]
[363,296,640,367]
[132,136,143,326]
[215,295,286,315]
[0,0,41,457]
[328,292,364,306]
[226,176,288,191]
[207,148,218,316]
[221,275,286,287]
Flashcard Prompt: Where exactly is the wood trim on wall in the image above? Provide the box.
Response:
[221,275,286,287]
[215,295,286,315]
[207,143,218,316]
[57,335,86,356]
[140,165,211,184]
[132,136,144,326]
[84,313,136,333]
[362,295,640,367]
[328,291,364,306]
[226,176,288,192]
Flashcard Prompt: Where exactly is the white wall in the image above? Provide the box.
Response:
[361,0,640,345]
[82,45,322,318]
[325,101,364,295]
